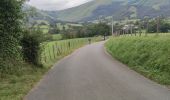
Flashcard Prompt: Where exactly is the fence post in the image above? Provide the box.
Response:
[68,42,71,49]
[44,47,47,63]
[48,45,52,61]
[53,45,56,59]
[44,54,47,63]
[55,42,58,56]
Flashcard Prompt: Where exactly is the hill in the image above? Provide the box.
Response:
[23,4,56,24]
[48,0,170,22]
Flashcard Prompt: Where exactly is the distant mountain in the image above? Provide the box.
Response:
[46,0,170,22]
[23,4,56,24]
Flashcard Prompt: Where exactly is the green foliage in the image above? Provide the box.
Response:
[62,23,110,39]
[0,0,23,59]
[94,23,111,36]
[106,35,170,85]
[148,19,170,33]
[0,0,24,73]
[49,24,60,34]
[21,29,46,65]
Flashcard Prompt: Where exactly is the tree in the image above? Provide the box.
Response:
[24,6,38,28]
[160,22,170,33]
[0,0,24,59]
[94,23,111,40]
[21,29,45,65]
[148,18,170,33]
[49,24,60,34]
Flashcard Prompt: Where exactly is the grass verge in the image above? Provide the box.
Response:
[105,35,170,85]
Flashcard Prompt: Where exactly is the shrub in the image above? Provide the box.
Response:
[0,0,23,59]
[0,0,24,73]
[21,29,44,66]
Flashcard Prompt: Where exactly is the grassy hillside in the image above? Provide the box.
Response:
[47,0,112,22]
[53,0,170,21]
[105,34,170,85]
[25,0,170,22]
[23,5,55,23]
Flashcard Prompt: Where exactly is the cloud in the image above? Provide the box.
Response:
[27,0,93,11]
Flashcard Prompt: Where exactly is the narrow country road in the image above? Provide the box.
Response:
[25,41,170,100]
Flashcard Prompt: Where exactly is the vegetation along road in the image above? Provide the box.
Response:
[25,41,170,100]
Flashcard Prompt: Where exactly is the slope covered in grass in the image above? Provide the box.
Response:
[105,35,170,85]
[52,0,170,21]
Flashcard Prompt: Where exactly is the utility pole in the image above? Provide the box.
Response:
[139,22,142,36]
[146,22,149,36]
[98,16,102,23]
[143,16,149,36]
[123,30,125,36]
[130,24,133,36]
[156,16,160,35]
[112,16,114,36]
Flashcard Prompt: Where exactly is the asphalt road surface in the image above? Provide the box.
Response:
[25,41,170,100]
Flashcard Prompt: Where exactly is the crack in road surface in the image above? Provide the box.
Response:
[25,41,170,100]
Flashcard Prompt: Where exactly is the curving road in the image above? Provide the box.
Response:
[25,41,170,100]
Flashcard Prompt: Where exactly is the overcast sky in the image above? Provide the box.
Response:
[27,0,93,11]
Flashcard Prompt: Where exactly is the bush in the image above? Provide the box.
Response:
[0,0,23,59]
[21,30,44,66]
[0,0,24,74]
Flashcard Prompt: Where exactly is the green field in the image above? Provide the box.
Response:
[52,34,63,41]
[106,34,170,85]
[34,25,49,34]
[0,37,102,100]
[56,23,82,30]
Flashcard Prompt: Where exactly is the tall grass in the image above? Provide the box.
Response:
[105,35,170,85]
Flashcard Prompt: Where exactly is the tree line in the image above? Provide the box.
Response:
[50,23,111,39]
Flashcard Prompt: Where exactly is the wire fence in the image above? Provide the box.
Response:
[39,37,102,66]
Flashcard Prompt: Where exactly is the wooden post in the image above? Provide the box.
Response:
[53,45,56,59]
[130,24,133,36]
[44,55,47,63]
[49,45,52,61]
[156,16,160,36]
[67,42,70,50]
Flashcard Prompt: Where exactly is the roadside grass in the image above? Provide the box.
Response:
[0,36,102,100]
[0,64,47,100]
[105,34,170,85]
